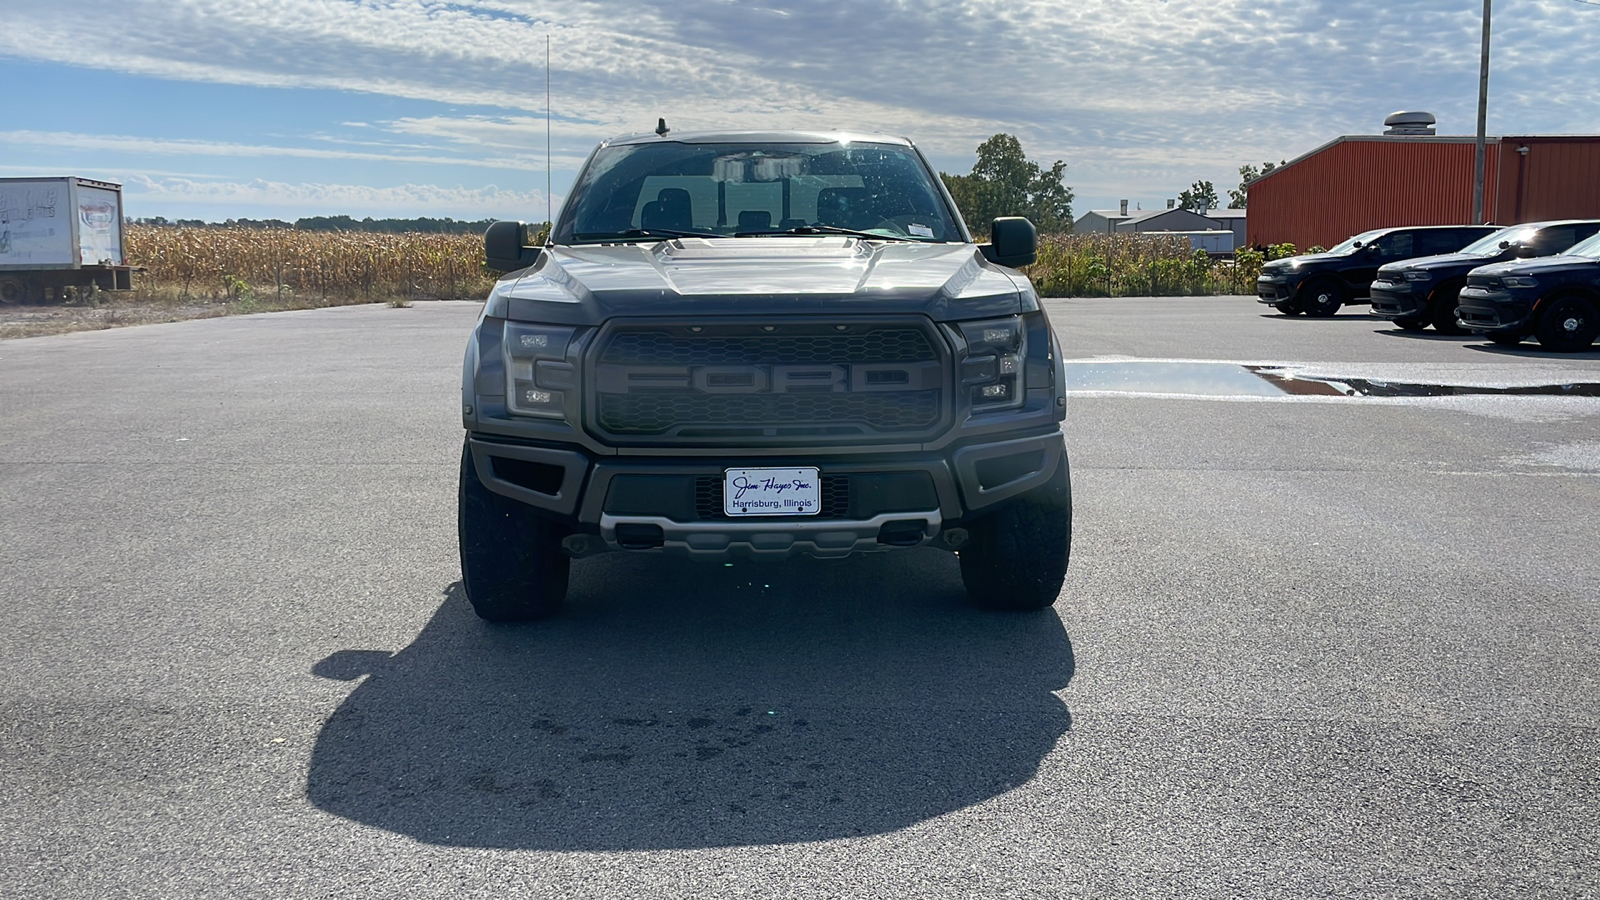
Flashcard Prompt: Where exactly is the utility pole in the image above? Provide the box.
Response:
[1472,0,1492,224]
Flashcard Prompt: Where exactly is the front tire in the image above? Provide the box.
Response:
[1392,315,1429,332]
[959,460,1072,611]
[1273,301,1302,316]
[1535,295,1600,353]
[458,440,569,622]
[1299,278,1343,318]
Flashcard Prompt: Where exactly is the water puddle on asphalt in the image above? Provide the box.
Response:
[1064,361,1600,399]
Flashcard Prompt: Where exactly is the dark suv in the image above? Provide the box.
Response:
[458,130,1071,622]
[1370,220,1600,333]
[1456,231,1600,351]
[1257,225,1497,317]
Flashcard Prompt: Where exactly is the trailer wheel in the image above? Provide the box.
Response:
[0,275,26,305]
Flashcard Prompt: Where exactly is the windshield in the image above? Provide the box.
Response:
[1324,229,1386,256]
[553,139,962,244]
[1459,225,1533,256]
[1563,233,1600,259]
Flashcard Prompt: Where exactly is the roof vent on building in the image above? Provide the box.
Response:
[1383,111,1437,136]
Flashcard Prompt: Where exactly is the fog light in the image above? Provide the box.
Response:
[980,383,1009,399]
[518,332,550,350]
[522,388,557,405]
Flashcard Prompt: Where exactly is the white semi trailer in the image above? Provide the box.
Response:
[0,177,137,304]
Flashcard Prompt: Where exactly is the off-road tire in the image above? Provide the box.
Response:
[458,440,569,622]
[1273,301,1301,316]
[1298,278,1344,318]
[1535,294,1600,353]
[959,460,1072,611]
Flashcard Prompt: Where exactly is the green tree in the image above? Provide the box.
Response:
[1177,180,1219,214]
[940,134,1074,238]
[1228,160,1285,208]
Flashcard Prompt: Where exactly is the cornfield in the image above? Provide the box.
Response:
[1025,233,1266,298]
[125,225,498,304]
[123,225,1272,306]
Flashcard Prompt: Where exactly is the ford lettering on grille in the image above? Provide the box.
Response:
[590,323,948,439]
[594,362,941,394]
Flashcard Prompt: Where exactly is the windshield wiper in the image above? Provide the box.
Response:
[744,225,917,242]
[571,228,726,243]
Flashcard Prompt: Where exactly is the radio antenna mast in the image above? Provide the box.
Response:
[546,33,552,233]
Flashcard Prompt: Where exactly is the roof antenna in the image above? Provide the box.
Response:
[655,118,670,137]
[545,34,552,231]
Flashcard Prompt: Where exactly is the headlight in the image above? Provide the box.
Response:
[1403,270,1431,282]
[958,315,1025,411]
[504,322,576,418]
[1502,276,1539,289]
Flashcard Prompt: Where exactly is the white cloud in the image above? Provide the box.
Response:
[1,0,1594,215]
[125,175,556,220]
[0,129,543,170]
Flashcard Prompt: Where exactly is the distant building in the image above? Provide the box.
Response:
[1203,208,1247,248]
[1072,201,1243,251]
[1247,111,1600,249]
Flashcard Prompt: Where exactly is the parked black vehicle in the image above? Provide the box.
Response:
[1457,231,1600,351]
[458,130,1071,622]
[1370,220,1600,334]
[1257,225,1498,317]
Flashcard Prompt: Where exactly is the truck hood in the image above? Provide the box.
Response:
[487,237,1033,325]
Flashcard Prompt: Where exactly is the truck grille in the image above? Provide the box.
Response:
[588,320,949,444]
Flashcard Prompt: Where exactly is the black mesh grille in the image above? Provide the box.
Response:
[597,391,940,434]
[590,322,947,440]
[600,329,935,365]
[695,475,850,520]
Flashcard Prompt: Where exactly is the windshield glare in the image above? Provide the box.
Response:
[1563,233,1600,259]
[1325,230,1385,255]
[1460,225,1532,256]
[554,140,962,244]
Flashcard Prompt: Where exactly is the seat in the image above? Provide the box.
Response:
[814,187,873,229]
[737,210,772,232]
[640,187,694,231]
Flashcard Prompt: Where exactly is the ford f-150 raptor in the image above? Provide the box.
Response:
[459,129,1071,621]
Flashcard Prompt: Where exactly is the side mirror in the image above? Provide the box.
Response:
[1351,240,1364,249]
[980,217,1037,267]
[485,220,545,273]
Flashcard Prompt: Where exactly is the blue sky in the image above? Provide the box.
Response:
[2,0,1596,224]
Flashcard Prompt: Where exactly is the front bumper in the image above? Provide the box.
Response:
[1368,281,1425,318]
[1456,287,1535,334]
[1256,275,1301,303]
[466,429,1066,559]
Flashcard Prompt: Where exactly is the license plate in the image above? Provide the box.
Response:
[723,467,821,516]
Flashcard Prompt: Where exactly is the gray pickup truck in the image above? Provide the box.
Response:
[459,129,1070,621]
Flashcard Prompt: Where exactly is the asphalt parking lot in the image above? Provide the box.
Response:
[2,297,1597,898]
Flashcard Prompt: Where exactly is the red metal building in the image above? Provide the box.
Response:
[1247,134,1600,250]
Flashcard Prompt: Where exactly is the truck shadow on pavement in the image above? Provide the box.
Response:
[306,549,1075,850]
